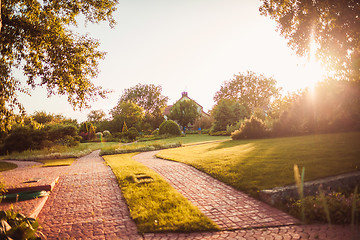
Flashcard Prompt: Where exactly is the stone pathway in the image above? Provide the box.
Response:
[133,151,298,230]
[37,151,141,239]
[5,150,356,239]
[134,151,359,240]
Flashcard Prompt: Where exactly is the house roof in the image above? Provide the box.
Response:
[164,92,210,117]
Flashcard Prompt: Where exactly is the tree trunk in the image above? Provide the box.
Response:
[0,0,2,33]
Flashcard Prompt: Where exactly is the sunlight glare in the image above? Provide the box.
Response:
[301,38,326,90]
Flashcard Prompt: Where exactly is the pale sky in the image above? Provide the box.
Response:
[18,0,325,122]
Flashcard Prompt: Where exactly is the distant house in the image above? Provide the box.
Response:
[164,92,210,130]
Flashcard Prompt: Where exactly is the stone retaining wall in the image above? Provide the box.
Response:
[259,171,360,206]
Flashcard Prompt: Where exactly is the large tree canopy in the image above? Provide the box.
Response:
[260,0,360,81]
[168,99,200,129]
[118,83,168,128]
[0,0,118,131]
[214,71,280,111]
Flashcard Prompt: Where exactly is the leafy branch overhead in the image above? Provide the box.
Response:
[0,0,119,131]
[260,0,360,81]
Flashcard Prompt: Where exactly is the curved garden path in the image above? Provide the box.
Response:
[32,150,357,239]
[37,151,141,240]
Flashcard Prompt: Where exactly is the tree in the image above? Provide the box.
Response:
[214,71,280,111]
[0,0,118,131]
[168,99,200,129]
[118,84,168,128]
[87,110,106,123]
[211,99,249,132]
[32,111,54,124]
[110,101,144,132]
[260,0,360,81]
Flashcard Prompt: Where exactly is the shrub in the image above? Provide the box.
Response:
[231,116,267,140]
[96,132,103,141]
[103,130,112,138]
[158,120,181,136]
[0,210,41,239]
[288,191,360,224]
[151,129,159,136]
[127,127,139,141]
[209,131,230,136]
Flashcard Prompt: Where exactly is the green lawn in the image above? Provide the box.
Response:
[36,158,76,167]
[103,153,219,233]
[150,134,230,145]
[0,161,17,172]
[157,132,360,196]
[0,142,119,161]
[100,134,230,156]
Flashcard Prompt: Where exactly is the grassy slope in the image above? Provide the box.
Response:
[0,142,119,161]
[36,158,76,167]
[157,132,360,195]
[104,153,218,233]
[100,134,230,155]
[0,161,17,172]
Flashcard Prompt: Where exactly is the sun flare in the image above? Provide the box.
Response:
[297,39,327,90]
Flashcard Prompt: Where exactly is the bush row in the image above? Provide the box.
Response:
[0,124,80,154]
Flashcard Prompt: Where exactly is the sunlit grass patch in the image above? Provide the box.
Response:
[100,135,230,156]
[0,161,17,172]
[100,141,181,156]
[0,142,119,161]
[36,158,76,167]
[157,132,360,197]
[103,153,219,233]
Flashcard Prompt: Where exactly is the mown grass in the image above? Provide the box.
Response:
[0,142,119,161]
[103,153,219,233]
[36,158,76,167]
[100,134,230,156]
[157,132,360,196]
[141,134,230,145]
[0,161,17,172]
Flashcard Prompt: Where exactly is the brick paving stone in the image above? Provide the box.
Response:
[37,150,142,239]
[133,151,298,230]
[0,160,69,216]
[4,151,357,239]
[143,224,359,239]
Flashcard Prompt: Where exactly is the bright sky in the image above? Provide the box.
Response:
[18,0,326,122]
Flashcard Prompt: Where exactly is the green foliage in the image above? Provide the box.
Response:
[260,0,360,81]
[210,99,248,132]
[0,210,41,239]
[193,115,213,130]
[288,191,360,224]
[122,121,128,133]
[151,129,159,136]
[0,142,119,161]
[231,116,267,139]
[111,102,144,132]
[0,162,17,172]
[31,111,54,124]
[168,100,201,129]
[119,84,168,129]
[1,123,80,154]
[103,154,218,233]
[159,120,181,136]
[208,131,230,136]
[37,158,75,167]
[127,127,139,141]
[214,71,280,111]
[87,110,106,123]
[79,122,96,141]
[270,80,360,136]
[100,141,181,155]
[0,0,118,131]
[103,130,112,138]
